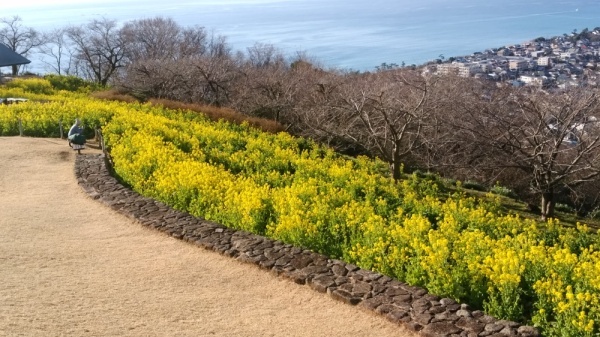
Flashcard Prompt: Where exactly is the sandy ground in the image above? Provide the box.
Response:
[0,137,416,337]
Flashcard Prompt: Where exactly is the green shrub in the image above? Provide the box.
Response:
[44,74,91,92]
[490,183,517,199]
[462,180,486,191]
[555,203,575,214]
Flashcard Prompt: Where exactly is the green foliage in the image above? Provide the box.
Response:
[462,180,487,192]
[555,203,575,214]
[43,74,95,92]
[490,183,518,199]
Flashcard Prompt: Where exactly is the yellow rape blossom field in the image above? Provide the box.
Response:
[2,78,599,336]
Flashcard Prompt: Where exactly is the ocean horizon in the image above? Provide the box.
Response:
[4,0,600,73]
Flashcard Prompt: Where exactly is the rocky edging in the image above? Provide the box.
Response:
[74,153,540,337]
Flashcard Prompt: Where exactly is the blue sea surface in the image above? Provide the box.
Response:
[5,0,600,72]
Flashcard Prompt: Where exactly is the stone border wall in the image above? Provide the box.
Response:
[75,153,540,337]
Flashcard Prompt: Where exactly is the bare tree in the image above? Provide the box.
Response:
[0,16,44,75]
[231,44,306,123]
[300,69,436,180]
[121,17,207,63]
[449,86,600,220]
[190,53,241,106]
[246,42,285,68]
[416,75,497,174]
[118,22,236,104]
[37,28,77,75]
[66,18,127,86]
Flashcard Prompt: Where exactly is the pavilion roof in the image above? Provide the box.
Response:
[0,43,31,67]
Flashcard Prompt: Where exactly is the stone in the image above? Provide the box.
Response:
[405,321,423,332]
[279,270,305,285]
[517,326,540,337]
[236,253,255,264]
[412,301,432,314]
[345,263,359,272]
[385,287,410,297]
[471,310,485,318]
[258,259,275,269]
[300,265,330,276]
[355,269,382,281]
[311,256,328,266]
[253,241,274,251]
[428,305,447,314]
[420,321,462,337]
[434,311,453,321]
[375,303,397,315]
[456,309,472,318]
[413,312,433,325]
[339,283,354,293]
[359,296,385,311]
[393,294,413,304]
[412,297,432,309]
[274,255,292,266]
[264,250,285,260]
[379,275,393,284]
[331,264,347,276]
[497,320,520,328]
[334,276,350,286]
[440,298,456,306]
[386,309,409,324]
[484,323,504,333]
[414,288,429,297]
[290,255,314,269]
[455,317,486,334]
[330,289,361,305]
[423,294,441,302]
[309,275,336,293]
[351,281,373,296]
[499,326,516,336]
[479,315,497,324]
[370,282,387,295]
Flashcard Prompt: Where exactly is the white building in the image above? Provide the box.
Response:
[519,75,546,87]
[560,52,575,60]
[537,57,551,67]
[509,58,529,71]
[437,63,480,77]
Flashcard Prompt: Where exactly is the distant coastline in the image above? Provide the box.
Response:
[4,0,600,73]
[420,27,600,89]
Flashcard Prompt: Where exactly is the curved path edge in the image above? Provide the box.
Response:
[75,153,540,337]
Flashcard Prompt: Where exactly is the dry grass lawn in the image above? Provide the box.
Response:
[0,137,416,337]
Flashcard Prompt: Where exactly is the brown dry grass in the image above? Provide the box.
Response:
[0,136,416,337]
[148,98,285,134]
[89,90,285,134]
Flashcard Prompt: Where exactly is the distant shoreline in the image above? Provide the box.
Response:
[5,0,599,73]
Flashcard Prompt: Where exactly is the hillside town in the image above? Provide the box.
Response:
[428,27,600,89]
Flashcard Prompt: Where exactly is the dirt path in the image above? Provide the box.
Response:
[0,137,416,337]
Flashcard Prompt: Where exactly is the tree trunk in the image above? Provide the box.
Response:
[391,145,402,181]
[540,188,555,221]
[11,65,18,76]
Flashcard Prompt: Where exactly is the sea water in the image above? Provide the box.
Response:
[4,0,600,72]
